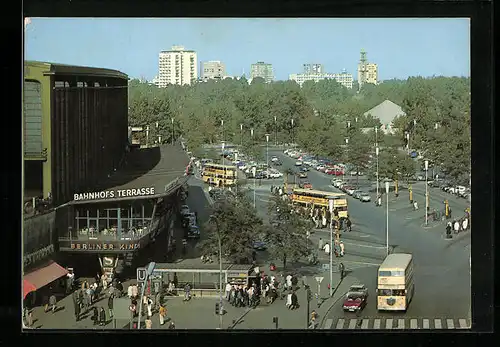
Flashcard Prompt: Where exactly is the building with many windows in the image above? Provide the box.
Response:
[250,62,274,83]
[357,49,378,88]
[289,70,354,89]
[303,63,324,74]
[158,45,197,87]
[200,61,226,81]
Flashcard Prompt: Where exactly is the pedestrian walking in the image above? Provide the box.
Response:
[339,241,345,257]
[453,220,460,234]
[462,218,468,231]
[159,304,166,326]
[74,297,81,321]
[346,218,352,232]
[129,302,136,322]
[286,274,293,291]
[127,284,133,298]
[108,294,114,319]
[323,242,330,255]
[290,291,299,310]
[98,307,106,326]
[92,306,99,325]
[168,321,176,329]
[225,282,232,300]
[26,309,33,327]
[147,297,153,317]
[318,237,324,251]
[145,317,152,329]
[183,283,191,301]
[49,294,57,313]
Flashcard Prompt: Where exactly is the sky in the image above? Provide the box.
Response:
[24,18,470,81]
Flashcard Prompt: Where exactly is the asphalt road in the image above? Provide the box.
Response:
[270,150,471,323]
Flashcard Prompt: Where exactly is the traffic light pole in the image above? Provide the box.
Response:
[305,285,311,328]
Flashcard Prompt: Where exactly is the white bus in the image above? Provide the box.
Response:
[377,253,415,312]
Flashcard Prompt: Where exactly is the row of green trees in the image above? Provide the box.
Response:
[198,184,312,269]
[128,75,470,184]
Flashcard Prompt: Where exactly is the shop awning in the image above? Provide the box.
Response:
[23,261,68,297]
[23,280,37,299]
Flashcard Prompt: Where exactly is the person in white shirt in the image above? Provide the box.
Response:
[127,285,133,298]
[286,292,292,308]
[225,283,232,300]
[339,241,345,257]
[286,275,293,290]
[323,242,330,255]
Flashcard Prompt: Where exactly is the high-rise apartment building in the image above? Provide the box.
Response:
[200,61,226,80]
[303,63,324,74]
[250,62,274,83]
[357,49,378,88]
[289,70,353,89]
[158,45,197,87]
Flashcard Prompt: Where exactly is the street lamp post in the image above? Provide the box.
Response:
[240,124,243,147]
[344,138,349,182]
[385,182,390,256]
[425,160,429,226]
[328,197,335,297]
[376,146,380,198]
[406,132,410,155]
[137,262,156,329]
[252,167,256,208]
[218,228,223,329]
[266,134,270,179]
[171,118,174,145]
[291,118,294,146]
[274,116,277,146]
[146,125,150,147]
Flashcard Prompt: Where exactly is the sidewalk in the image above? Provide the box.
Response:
[231,273,358,329]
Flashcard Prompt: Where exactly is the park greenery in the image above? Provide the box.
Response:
[128,75,470,185]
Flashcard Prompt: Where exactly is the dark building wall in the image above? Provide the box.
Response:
[24,211,57,255]
[51,76,128,205]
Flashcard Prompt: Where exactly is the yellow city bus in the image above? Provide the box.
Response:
[377,253,415,312]
[202,163,237,187]
[291,188,349,218]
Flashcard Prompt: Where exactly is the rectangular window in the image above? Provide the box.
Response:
[379,270,405,277]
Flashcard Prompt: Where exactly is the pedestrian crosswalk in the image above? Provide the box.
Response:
[323,317,470,330]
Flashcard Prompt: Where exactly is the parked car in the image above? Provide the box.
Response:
[332,179,343,188]
[187,225,200,239]
[359,192,371,202]
[180,205,190,216]
[352,190,363,199]
[298,171,308,178]
[345,187,357,195]
[295,161,303,166]
[253,240,267,251]
[299,181,313,189]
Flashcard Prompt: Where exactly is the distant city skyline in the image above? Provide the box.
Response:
[24,18,470,81]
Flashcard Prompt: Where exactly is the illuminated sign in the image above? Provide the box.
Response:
[73,187,155,201]
[70,243,140,251]
[24,244,55,267]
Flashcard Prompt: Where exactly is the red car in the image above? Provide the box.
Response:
[343,292,367,312]
[300,181,313,189]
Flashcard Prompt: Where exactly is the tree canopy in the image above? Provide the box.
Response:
[129,75,470,184]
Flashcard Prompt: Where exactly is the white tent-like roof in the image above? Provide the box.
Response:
[364,100,406,127]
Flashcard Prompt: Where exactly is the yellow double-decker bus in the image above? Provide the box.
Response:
[377,253,415,312]
[202,163,237,187]
[290,188,349,218]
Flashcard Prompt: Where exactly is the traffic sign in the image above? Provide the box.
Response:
[137,267,147,282]
[315,276,324,283]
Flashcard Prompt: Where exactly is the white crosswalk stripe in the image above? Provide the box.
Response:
[323,319,333,329]
[326,317,470,330]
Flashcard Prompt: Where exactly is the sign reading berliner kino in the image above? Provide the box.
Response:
[74,187,155,201]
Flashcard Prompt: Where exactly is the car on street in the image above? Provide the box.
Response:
[187,225,200,239]
[352,190,363,199]
[343,285,368,312]
[299,181,313,189]
[268,169,283,178]
[271,156,279,162]
[332,179,344,188]
[295,161,303,166]
[359,192,371,202]
[344,186,357,195]
[273,160,282,166]
[298,171,308,178]
[300,166,310,172]
[349,284,369,296]
[253,240,267,251]
[180,205,190,216]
